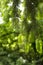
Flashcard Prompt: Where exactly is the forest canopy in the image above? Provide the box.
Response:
[0,0,43,65]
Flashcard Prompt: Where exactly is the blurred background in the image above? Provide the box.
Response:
[0,0,43,65]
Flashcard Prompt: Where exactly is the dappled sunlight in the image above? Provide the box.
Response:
[21,0,24,2]
[18,3,24,15]
[0,12,4,24]
[7,2,13,7]
[15,0,25,16]
[28,20,32,24]
[0,0,43,65]
[0,17,4,24]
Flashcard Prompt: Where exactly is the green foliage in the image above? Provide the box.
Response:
[36,38,42,54]
[0,0,43,65]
